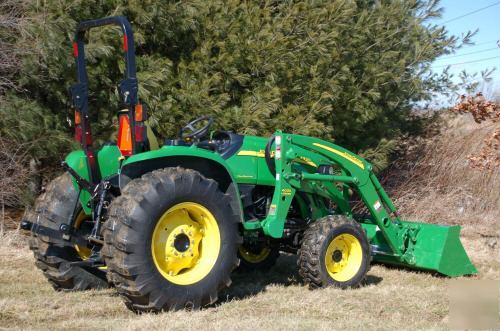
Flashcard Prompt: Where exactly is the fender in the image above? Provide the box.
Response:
[65,144,122,214]
[120,145,244,223]
[65,144,244,222]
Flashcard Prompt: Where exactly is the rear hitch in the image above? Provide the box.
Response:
[69,256,104,268]
[62,161,112,244]
[23,219,91,248]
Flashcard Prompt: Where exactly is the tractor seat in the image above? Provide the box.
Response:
[146,123,160,150]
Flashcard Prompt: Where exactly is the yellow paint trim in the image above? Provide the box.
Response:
[294,156,317,168]
[237,150,265,157]
[325,233,363,282]
[237,150,316,167]
[151,202,220,285]
[312,143,365,169]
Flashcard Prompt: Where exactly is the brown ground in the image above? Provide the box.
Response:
[0,115,498,330]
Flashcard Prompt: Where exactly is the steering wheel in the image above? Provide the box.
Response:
[179,116,213,141]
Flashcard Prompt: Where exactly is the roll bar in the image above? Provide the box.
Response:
[70,16,139,184]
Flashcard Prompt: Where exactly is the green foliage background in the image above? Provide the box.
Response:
[1,0,460,170]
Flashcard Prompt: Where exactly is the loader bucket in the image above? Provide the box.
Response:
[362,220,477,277]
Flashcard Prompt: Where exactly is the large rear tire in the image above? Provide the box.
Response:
[298,215,371,289]
[102,167,240,312]
[27,173,108,291]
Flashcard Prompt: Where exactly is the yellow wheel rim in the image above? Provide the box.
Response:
[324,233,362,282]
[238,245,271,264]
[151,202,220,285]
[73,211,92,260]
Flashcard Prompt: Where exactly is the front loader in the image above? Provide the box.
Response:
[22,16,476,313]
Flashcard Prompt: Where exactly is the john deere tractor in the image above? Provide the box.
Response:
[22,17,476,313]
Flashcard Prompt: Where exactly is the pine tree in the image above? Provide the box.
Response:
[1,0,466,169]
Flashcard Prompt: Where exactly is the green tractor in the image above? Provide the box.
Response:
[22,17,476,313]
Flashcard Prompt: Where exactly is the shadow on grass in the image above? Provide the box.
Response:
[218,254,384,303]
[219,254,301,302]
[364,274,383,286]
[371,261,445,278]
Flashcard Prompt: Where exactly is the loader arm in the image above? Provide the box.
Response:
[255,131,476,277]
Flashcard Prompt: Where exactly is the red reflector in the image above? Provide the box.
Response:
[72,42,78,57]
[74,125,82,142]
[75,124,92,146]
[85,131,92,146]
[117,114,133,156]
[123,34,128,52]
[135,125,145,142]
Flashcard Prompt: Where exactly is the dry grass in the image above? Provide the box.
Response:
[0,115,499,330]
[0,232,498,331]
[383,114,499,235]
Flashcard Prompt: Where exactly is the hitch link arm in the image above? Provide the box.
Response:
[61,161,95,193]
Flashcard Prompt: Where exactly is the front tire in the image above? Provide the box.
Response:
[298,215,371,289]
[102,167,240,312]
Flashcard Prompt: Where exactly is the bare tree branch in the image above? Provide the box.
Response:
[0,0,26,95]
[0,137,33,234]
